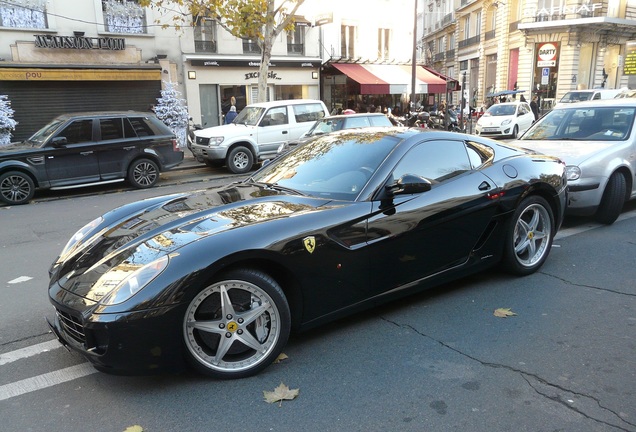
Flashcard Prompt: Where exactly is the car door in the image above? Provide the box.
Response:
[365,139,501,293]
[256,106,290,158]
[518,103,534,132]
[44,119,101,187]
[96,117,140,180]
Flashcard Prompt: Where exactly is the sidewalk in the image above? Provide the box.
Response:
[174,149,205,171]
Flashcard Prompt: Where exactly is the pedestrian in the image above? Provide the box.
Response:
[530,96,539,121]
[225,105,238,124]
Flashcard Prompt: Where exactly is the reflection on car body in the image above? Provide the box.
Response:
[47,128,566,379]
[514,98,636,224]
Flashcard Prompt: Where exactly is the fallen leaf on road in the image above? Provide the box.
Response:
[494,308,517,318]
[123,426,144,432]
[273,353,289,364]
[263,382,300,406]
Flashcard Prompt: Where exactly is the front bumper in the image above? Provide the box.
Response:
[48,287,187,375]
[190,143,227,162]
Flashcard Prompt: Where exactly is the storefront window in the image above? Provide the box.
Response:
[102,0,146,34]
[275,85,304,100]
[576,43,595,89]
[0,0,47,29]
[220,85,247,115]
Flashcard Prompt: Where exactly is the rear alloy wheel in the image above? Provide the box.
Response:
[226,146,253,174]
[183,269,290,379]
[0,171,35,205]
[595,172,626,225]
[128,158,159,188]
[511,125,519,139]
[503,195,554,275]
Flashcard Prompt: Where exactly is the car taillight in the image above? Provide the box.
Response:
[172,138,180,151]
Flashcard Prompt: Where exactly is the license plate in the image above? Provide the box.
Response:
[483,127,499,132]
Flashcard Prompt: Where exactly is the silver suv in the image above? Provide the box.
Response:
[192,99,329,173]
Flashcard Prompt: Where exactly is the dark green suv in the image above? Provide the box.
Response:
[0,112,183,205]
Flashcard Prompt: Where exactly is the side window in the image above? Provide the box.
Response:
[122,118,137,138]
[369,115,392,126]
[293,103,327,123]
[129,117,160,137]
[391,140,472,184]
[261,107,288,126]
[99,118,125,141]
[56,120,93,144]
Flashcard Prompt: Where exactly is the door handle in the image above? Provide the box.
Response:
[123,146,136,150]
[478,181,491,191]
[80,151,93,156]
[282,131,288,134]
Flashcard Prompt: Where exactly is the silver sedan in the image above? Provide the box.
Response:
[513,98,636,224]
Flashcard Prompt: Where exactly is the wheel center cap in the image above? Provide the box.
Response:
[226,321,239,333]
[527,232,534,240]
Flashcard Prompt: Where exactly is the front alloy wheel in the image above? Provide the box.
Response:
[183,269,290,379]
[0,171,35,205]
[503,195,554,275]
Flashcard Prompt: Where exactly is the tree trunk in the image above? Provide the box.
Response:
[257,1,277,103]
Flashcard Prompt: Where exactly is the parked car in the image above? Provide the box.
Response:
[47,128,566,379]
[0,112,183,205]
[277,112,392,154]
[614,89,636,99]
[192,99,329,174]
[475,101,535,138]
[554,89,623,107]
[514,98,636,224]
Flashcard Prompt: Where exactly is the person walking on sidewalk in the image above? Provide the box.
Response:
[225,106,238,124]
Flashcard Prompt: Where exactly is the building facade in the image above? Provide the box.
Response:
[0,0,322,140]
[421,0,636,112]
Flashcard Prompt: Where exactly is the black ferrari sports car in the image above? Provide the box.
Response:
[47,128,567,379]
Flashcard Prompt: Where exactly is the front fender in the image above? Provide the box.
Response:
[0,159,47,187]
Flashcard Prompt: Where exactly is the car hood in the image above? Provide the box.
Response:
[512,139,615,165]
[0,141,39,154]
[195,123,256,138]
[52,182,344,301]
[478,115,515,126]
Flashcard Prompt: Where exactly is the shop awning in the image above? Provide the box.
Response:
[331,63,447,95]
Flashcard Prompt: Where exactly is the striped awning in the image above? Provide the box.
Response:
[331,63,448,94]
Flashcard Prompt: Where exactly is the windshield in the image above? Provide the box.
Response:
[233,106,265,126]
[486,105,516,116]
[560,92,593,103]
[27,119,64,146]
[251,130,400,201]
[520,106,635,141]
[307,118,346,136]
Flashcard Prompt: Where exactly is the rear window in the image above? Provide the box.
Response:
[292,103,327,123]
[128,117,167,137]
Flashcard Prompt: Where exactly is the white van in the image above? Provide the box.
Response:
[192,99,329,173]
[555,89,623,107]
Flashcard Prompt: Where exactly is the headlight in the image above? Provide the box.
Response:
[502,119,512,126]
[58,216,104,261]
[565,165,581,181]
[99,255,169,305]
[208,137,224,146]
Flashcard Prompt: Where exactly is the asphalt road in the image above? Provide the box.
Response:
[0,159,635,432]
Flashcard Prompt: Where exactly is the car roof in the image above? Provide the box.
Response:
[245,99,325,108]
[490,101,527,107]
[54,111,157,120]
[551,98,636,110]
[323,113,388,120]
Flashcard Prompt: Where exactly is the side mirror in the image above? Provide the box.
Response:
[50,136,68,147]
[386,174,432,196]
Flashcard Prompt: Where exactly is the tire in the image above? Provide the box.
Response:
[183,269,291,379]
[0,171,35,205]
[595,172,627,225]
[226,146,253,174]
[511,125,519,139]
[128,158,159,189]
[502,196,554,275]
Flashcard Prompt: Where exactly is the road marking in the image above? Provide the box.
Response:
[555,207,636,240]
[0,363,96,402]
[7,276,33,284]
[0,340,62,366]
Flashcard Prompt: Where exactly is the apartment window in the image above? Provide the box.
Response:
[243,39,261,54]
[437,36,444,53]
[287,26,304,55]
[102,0,146,34]
[378,28,390,60]
[194,17,217,53]
[341,25,356,59]
[463,16,470,39]
[0,0,47,29]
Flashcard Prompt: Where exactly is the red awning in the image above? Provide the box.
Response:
[331,63,449,95]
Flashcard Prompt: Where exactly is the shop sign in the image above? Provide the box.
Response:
[190,59,319,68]
[624,46,636,75]
[524,2,602,17]
[245,71,282,81]
[536,42,558,67]
[34,34,125,50]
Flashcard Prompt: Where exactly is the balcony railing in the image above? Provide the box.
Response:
[243,41,261,54]
[287,43,304,55]
[442,13,454,26]
[509,20,520,32]
[195,40,217,53]
[484,29,496,40]
[434,52,445,62]
[458,34,480,49]
[446,49,455,60]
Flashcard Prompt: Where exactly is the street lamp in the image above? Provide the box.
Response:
[411,0,417,112]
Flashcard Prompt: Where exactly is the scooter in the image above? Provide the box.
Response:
[187,117,204,161]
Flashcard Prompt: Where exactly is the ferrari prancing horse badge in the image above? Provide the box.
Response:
[303,236,316,254]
